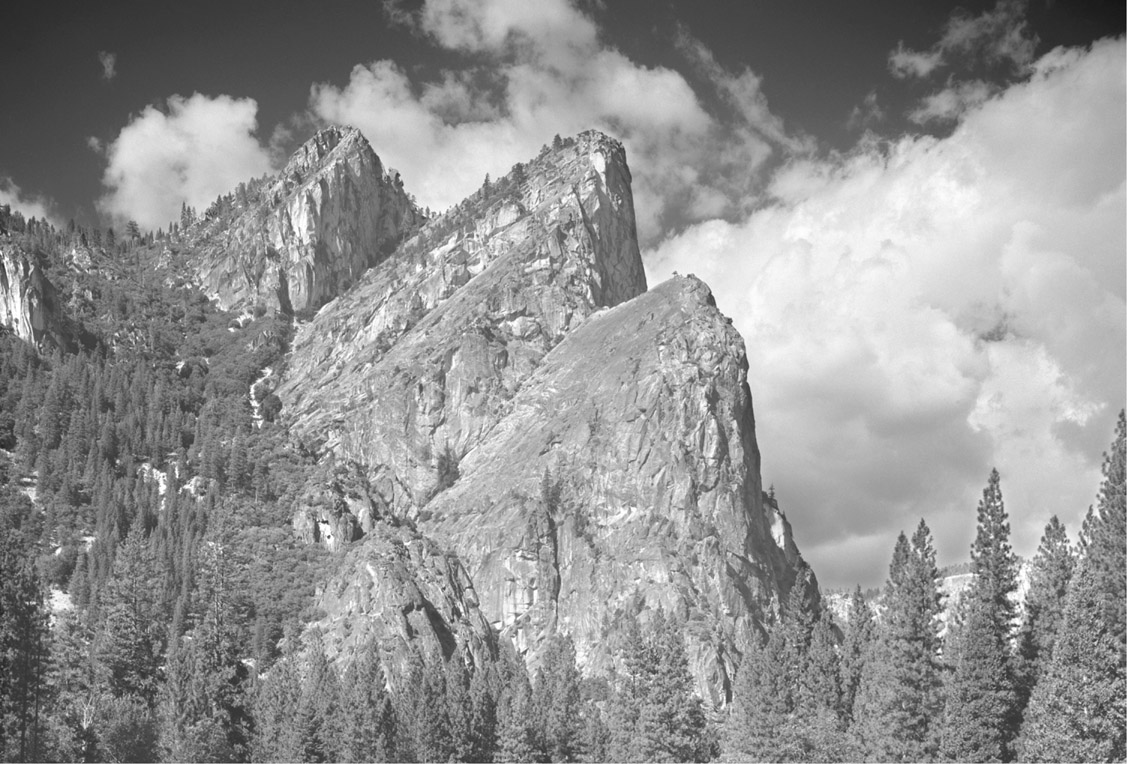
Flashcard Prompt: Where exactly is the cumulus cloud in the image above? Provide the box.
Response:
[310,0,803,242]
[98,51,117,81]
[99,93,273,229]
[0,177,57,224]
[647,37,1126,587]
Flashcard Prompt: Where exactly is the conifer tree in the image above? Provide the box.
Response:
[939,469,1020,761]
[609,610,708,762]
[0,486,49,762]
[251,638,302,762]
[495,655,540,763]
[637,613,709,762]
[1020,411,1125,762]
[850,521,943,761]
[533,634,583,762]
[1014,516,1074,714]
[726,626,789,760]
[294,633,342,763]
[839,586,873,726]
[94,521,164,705]
[339,638,397,762]
[468,660,497,763]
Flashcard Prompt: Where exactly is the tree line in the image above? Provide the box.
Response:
[727,413,1125,762]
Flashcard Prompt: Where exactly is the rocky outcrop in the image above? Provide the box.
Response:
[311,515,498,683]
[181,126,422,314]
[277,131,646,509]
[419,275,807,704]
[278,131,811,703]
[0,241,73,351]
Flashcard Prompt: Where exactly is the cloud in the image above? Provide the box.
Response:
[99,93,273,229]
[847,91,886,131]
[98,51,117,81]
[0,177,57,225]
[889,0,1037,80]
[647,37,1126,588]
[310,0,804,243]
[889,44,943,79]
[909,79,995,124]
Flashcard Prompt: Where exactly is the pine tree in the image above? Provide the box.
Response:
[850,522,943,761]
[251,644,301,762]
[495,656,539,763]
[636,613,709,762]
[468,661,497,763]
[791,607,846,761]
[939,469,1020,761]
[93,522,165,705]
[339,638,397,762]
[0,487,49,762]
[532,634,583,762]
[1020,411,1125,762]
[726,628,788,761]
[294,632,342,763]
[607,611,707,762]
[1014,516,1074,714]
[839,586,873,725]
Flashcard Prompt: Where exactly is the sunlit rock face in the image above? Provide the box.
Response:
[311,514,499,685]
[0,242,73,351]
[277,130,647,509]
[419,275,808,704]
[278,131,811,703]
[184,125,422,314]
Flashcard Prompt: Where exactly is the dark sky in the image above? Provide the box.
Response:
[3,0,1120,225]
[1,0,1123,589]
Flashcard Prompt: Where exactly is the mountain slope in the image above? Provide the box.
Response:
[274,129,812,702]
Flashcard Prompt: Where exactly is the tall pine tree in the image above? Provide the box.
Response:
[1020,411,1125,762]
[1014,516,1074,716]
[939,469,1020,761]
[851,521,943,761]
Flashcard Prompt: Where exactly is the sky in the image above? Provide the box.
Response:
[2,0,1123,589]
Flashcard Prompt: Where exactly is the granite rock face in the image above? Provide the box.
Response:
[0,242,73,351]
[183,126,421,314]
[277,131,646,510]
[276,131,811,702]
[311,514,499,683]
[420,275,806,703]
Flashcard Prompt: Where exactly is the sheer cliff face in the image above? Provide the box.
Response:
[277,131,647,510]
[0,243,72,351]
[185,126,421,314]
[420,276,805,703]
[279,131,809,702]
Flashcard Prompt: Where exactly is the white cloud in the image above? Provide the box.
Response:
[909,79,995,124]
[310,0,802,243]
[647,37,1126,587]
[0,177,56,225]
[98,51,117,81]
[890,0,1037,81]
[889,44,943,79]
[847,91,886,131]
[99,93,273,229]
